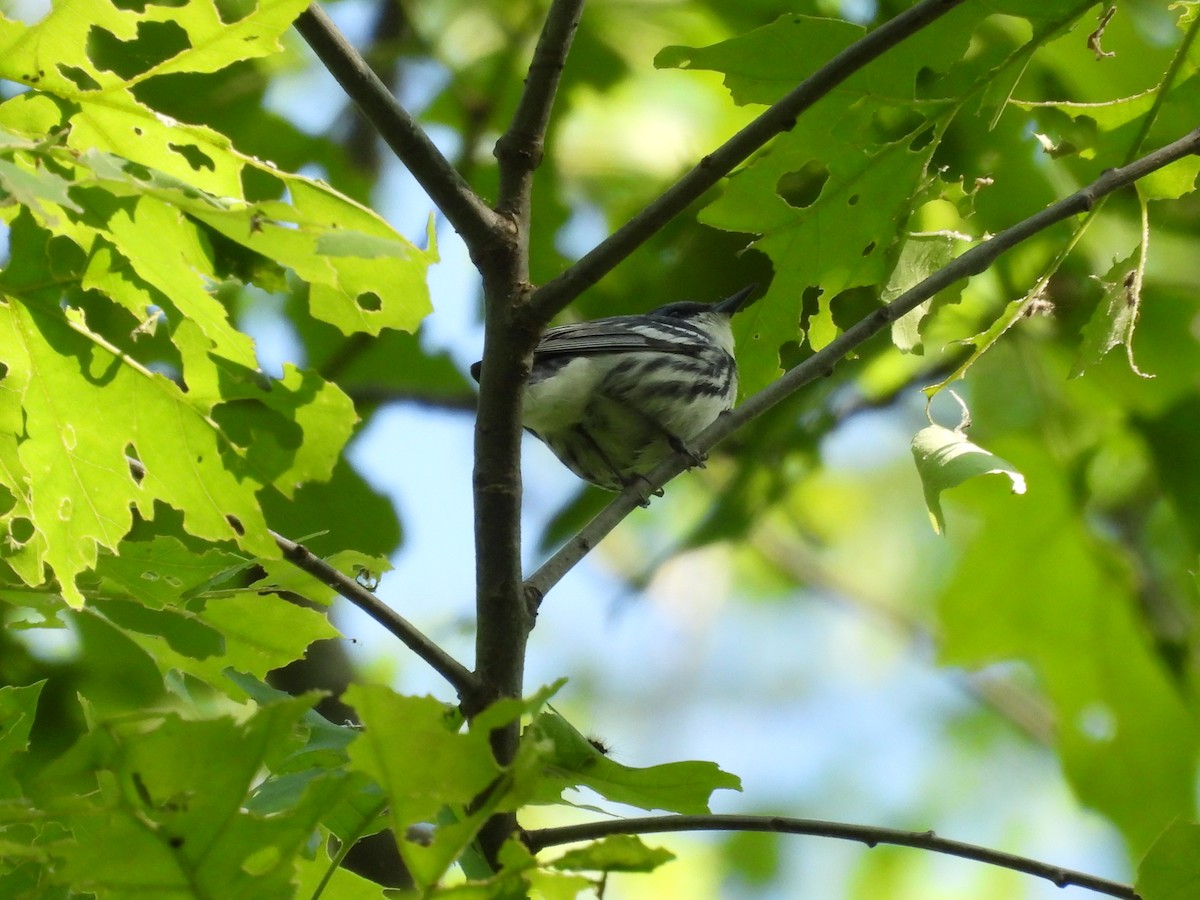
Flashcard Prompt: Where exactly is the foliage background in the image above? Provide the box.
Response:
[1,0,1199,897]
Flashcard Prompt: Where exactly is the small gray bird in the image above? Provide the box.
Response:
[471,284,757,491]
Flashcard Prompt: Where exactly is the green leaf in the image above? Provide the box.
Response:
[526,870,595,900]
[883,232,964,355]
[0,0,309,94]
[94,536,250,611]
[0,95,435,342]
[69,144,436,340]
[937,440,1200,853]
[0,682,45,769]
[0,215,274,602]
[549,834,675,874]
[343,685,505,888]
[260,457,403,559]
[53,696,347,900]
[293,846,390,900]
[1073,248,1148,377]
[70,608,167,712]
[86,535,341,687]
[1137,820,1200,900]
[1137,151,1200,201]
[0,156,80,221]
[656,15,863,106]
[531,711,740,815]
[911,424,1027,535]
[0,419,49,589]
[0,208,367,603]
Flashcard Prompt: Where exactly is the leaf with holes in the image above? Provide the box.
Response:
[0,3,436,340]
[0,0,310,94]
[0,215,280,603]
[1073,248,1149,377]
[50,696,349,899]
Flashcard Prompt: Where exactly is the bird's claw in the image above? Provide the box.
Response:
[668,435,707,469]
[625,475,664,507]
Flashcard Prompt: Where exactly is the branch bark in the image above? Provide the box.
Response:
[527,0,967,323]
[471,0,585,716]
[495,0,585,219]
[524,126,1200,604]
[271,531,481,703]
[525,814,1139,899]
[294,4,504,254]
[470,0,585,863]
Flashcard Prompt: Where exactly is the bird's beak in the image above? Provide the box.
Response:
[713,283,758,316]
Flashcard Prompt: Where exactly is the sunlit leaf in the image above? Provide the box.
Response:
[531,711,740,815]
[911,424,1027,535]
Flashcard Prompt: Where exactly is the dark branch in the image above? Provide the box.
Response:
[295,4,504,253]
[271,530,481,703]
[527,0,967,322]
[525,815,1139,899]
[525,126,1200,603]
[495,0,585,218]
[470,0,586,868]
[471,2,587,719]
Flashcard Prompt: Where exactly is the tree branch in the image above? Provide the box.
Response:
[527,0,967,323]
[470,0,585,865]
[495,0,585,218]
[471,2,586,712]
[294,4,504,254]
[271,530,481,703]
[524,126,1200,604]
[524,814,1139,899]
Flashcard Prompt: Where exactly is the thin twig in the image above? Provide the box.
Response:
[294,4,504,252]
[270,530,481,702]
[527,0,967,323]
[495,0,585,217]
[524,126,1200,604]
[123,454,478,697]
[525,814,1139,899]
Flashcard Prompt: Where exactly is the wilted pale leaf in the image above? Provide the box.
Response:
[911,424,1026,534]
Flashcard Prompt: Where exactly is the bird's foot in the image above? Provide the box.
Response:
[668,434,707,469]
[624,474,664,507]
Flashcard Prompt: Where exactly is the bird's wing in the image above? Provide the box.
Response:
[534,316,703,359]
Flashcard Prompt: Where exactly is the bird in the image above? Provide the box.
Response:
[470,284,757,492]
